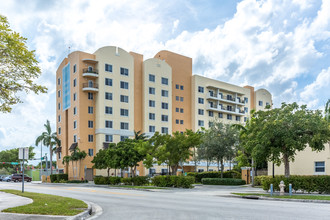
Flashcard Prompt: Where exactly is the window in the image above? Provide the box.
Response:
[161,77,168,85]
[73,107,77,115]
[121,136,129,141]
[58,90,61,98]
[209,122,214,127]
[161,102,168,109]
[149,74,155,82]
[88,92,93,100]
[161,168,168,175]
[227,105,232,111]
[149,113,155,120]
[88,120,93,128]
[105,64,112,72]
[180,97,184,102]
[198,120,204,126]
[180,120,184,125]
[58,115,61,122]
[105,106,112,114]
[176,108,179,112]
[176,96,179,101]
[198,86,204,93]
[244,97,248,103]
[161,127,168,134]
[198,109,204,115]
[105,92,112,100]
[236,116,241,121]
[180,108,184,113]
[259,101,263,106]
[176,119,179,124]
[88,106,93,114]
[73,64,77,73]
[244,117,247,122]
[105,135,113,142]
[58,127,61,135]
[209,111,214,117]
[149,100,155,107]
[105,78,112,86]
[88,135,93,142]
[244,107,248,113]
[58,78,61,85]
[161,115,168,122]
[105,120,113,128]
[149,87,155,94]
[88,149,94,156]
[315,161,325,173]
[58,103,61,110]
[198,98,204,104]
[73,135,77,143]
[73,78,76,87]
[227,114,232,120]
[73,93,77,101]
[266,102,270,107]
[176,84,179,89]
[120,81,129,89]
[120,109,129,116]
[149,126,155,132]
[218,113,223,118]
[120,95,128,103]
[180,85,184,90]
[120,67,129,76]
[198,169,204,173]
[227,94,233,101]
[149,168,156,175]
[120,122,129,130]
[161,90,168,97]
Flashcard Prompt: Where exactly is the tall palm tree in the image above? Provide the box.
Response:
[35,120,60,175]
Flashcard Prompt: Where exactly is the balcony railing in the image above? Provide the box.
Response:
[83,68,98,74]
[207,94,245,105]
[82,83,99,92]
[207,104,245,116]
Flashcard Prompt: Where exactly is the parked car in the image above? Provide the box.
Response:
[3,175,12,182]
[11,174,32,182]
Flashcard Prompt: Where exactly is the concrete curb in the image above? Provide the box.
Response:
[219,194,330,204]
[67,200,93,220]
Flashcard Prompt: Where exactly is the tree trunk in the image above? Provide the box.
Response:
[131,166,135,177]
[229,158,231,171]
[50,147,53,175]
[79,160,81,179]
[71,161,74,180]
[171,165,178,175]
[283,153,290,178]
[206,159,209,171]
[107,168,110,177]
[194,148,197,172]
[115,168,117,177]
[220,159,224,178]
[217,159,220,172]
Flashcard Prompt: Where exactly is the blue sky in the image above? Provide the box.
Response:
[0,0,329,159]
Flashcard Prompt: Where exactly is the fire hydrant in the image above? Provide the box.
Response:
[279,180,285,195]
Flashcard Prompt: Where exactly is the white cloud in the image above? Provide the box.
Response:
[172,19,179,34]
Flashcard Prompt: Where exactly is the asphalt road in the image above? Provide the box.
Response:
[1,182,329,220]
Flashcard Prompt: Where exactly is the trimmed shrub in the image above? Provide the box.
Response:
[50,174,57,183]
[94,176,108,185]
[152,176,195,188]
[121,176,150,186]
[121,177,132,185]
[256,175,330,194]
[202,178,246,185]
[109,176,121,185]
[67,180,88,183]
[187,170,241,183]
[50,174,69,183]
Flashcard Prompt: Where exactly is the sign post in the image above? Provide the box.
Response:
[19,147,29,193]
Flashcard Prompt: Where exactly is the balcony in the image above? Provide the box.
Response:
[206,94,245,106]
[206,104,245,116]
[82,82,99,92]
[82,68,98,78]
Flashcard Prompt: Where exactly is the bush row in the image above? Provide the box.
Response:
[50,174,68,182]
[255,175,330,194]
[187,170,241,182]
[202,178,246,185]
[94,176,149,186]
[151,176,195,188]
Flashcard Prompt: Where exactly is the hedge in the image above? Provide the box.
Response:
[121,176,149,186]
[50,174,68,183]
[151,176,195,188]
[187,170,241,182]
[94,176,121,185]
[202,178,246,185]
[255,175,330,194]
[94,176,149,186]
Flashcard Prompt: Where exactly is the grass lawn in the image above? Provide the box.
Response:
[0,190,87,216]
[232,193,330,201]
[107,185,169,190]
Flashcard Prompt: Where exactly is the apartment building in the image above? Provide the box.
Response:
[56,46,272,180]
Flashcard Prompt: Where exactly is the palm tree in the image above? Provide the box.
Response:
[77,149,87,180]
[35,120,60,175]
[134,130,147,141]
[62,155,72,178]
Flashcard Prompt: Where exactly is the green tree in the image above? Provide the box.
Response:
[0,15,47,112]
[0,146,35,173]
[241,102,330,177]
[325,99,330,122]
[185,129,203,172]
[35,120,60,175]
[202,121,239,178]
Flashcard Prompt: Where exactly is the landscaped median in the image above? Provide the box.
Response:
[231,193,330,203]
[0,189,88,216]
